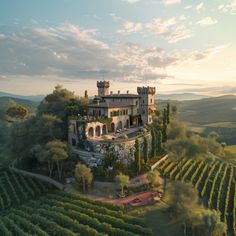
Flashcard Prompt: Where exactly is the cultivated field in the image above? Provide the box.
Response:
[0,168,152,236]
[158,159,236,236]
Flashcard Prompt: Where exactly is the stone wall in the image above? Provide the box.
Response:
[85,133,152,165]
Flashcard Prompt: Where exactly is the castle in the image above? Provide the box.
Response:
[68,81,156,146]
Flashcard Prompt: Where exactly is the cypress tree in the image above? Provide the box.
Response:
[135,138,141,173]
[167,103,170,124]
[151,128,156,158]
[157,130,163,153]
[162,123,167,143]
[163,108,167,125]
[143,136,149,163]
[84,90,88,98]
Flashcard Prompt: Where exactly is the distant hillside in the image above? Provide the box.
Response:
[156,93,210,101]
[178,95,236,125]
[0,97,39,113]
[0,91,44,102]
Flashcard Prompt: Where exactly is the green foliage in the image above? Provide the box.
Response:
[147,171,161,189]
[159,159,235,235]
[115,173,130,196]
[166,103,170,124]
[167,120,188,140]
[151,128,157,158]
[135,138,141,174]
[75,163,93,192]
[143,136,149,163]
[0,185,151,236]
[0,170,50,211]
[6,102,28,121]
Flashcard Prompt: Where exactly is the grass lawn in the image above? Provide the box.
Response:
[127,182,184,236]
[224,145,236,165]
[225,145,236,154]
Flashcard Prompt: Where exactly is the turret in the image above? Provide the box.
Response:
[137,86,156,125]
[97,81,110,96]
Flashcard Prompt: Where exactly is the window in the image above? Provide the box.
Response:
[136,101,138,105]
[110,112,113,117]
[126,109,128,115]
[143,100,144,104]
[149,117,152,122]
[150,99,152,103]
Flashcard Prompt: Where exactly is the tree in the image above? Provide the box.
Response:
[167,120,188,140]
[208,131,219,141]
[147,171,161,189]
[115,173,130,196]
[135,138,141,173]
[163,108,167,125]
[38,85,76,140]
[143,136,149,163]
[162,123,167,143]
[195,210,226,236]
[171,104,178,116]
[151,128,157,158]
[166,182,199,236]
[157,130,163,153]
[38,140,68,180]
[166,103,170,124]
[6,101,28,121]
[75,163,93,192]
[84,90,88,99]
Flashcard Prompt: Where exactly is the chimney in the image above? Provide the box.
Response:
[118,90,120,95]
[127,90,129,94]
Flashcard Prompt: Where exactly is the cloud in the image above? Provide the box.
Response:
[0,34,6,39]
[111,14,143,34]
[162,0,181,6]
[179,44,230,64]
[146,17,192,43]
[184,5,192,10]
[0,24,229,85]
[196,2,204,12]
[218,0,236,15]
[122,0,140,4]
[196,17,218,27]
[0,24,179,83]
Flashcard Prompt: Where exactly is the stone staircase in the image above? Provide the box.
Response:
[71,148,105,167]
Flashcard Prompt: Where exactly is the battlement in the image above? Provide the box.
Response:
[137,86,156,95]
[97,81,110,88]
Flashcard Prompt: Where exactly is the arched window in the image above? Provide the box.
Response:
[102,124,107,135]
[95,126,101,137]
[88,127,94,137]
[111,123,115,132]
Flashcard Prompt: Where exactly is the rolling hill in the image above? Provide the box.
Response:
[0,97,39,113]
[178,95,236,125]
[0,91,44,102]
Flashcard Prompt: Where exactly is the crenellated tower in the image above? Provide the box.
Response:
[137,86,156,124]
[97,81,110,97]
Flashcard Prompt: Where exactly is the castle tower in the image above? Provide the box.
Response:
[137,86,156,125]
[97,81,110,97]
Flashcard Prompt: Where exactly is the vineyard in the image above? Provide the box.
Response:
[0,168,152,236]
[158,158,236,236]
[0,168,51,211]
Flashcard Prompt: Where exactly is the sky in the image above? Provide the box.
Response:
[0,0,236,96]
